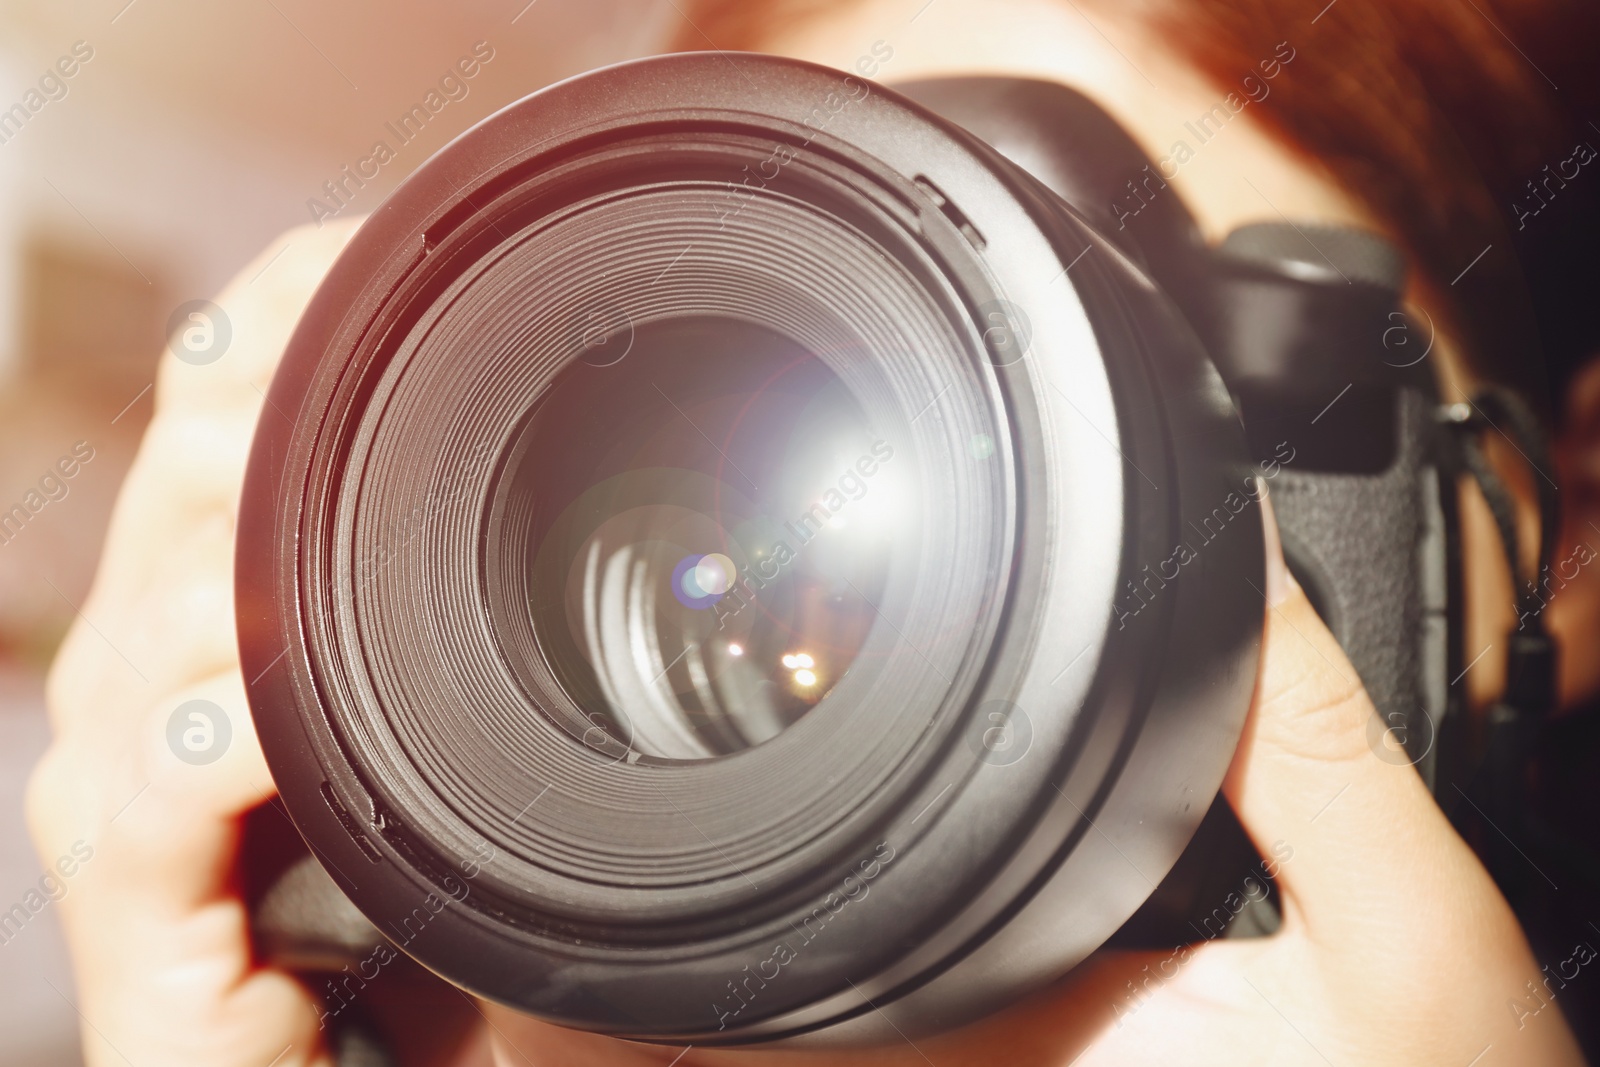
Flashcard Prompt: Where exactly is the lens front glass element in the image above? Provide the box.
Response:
[338,176,1006,925]
[507,317,904,760]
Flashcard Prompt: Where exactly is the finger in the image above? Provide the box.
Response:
[31,669,281,1018]
[49,508,237,736]
[158,216,368,413]
[1222,502,1507,942]
[31,670,276,871]
[137,670,279,830]
[29,670,330,1067]
[116,670,277,921]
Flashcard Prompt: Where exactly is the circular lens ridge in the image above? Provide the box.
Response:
[325,170,1013,926]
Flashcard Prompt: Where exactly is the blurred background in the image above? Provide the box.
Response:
[0,2,673,1061]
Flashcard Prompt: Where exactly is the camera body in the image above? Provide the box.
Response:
[891,76,1457,952]
[239,54,1455,1048]
[897,74,1452,781]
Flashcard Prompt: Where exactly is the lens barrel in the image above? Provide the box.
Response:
[237,52,1263,1044]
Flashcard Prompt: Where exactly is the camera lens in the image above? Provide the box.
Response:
[324,163,1008,934]
[501,316,899,761]
[240,52,1263,1044]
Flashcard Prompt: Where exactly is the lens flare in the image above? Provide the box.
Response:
[693,553,736,596]
[670,552,737,609]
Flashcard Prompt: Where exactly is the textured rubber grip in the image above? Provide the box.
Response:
[1270,386,1449,783]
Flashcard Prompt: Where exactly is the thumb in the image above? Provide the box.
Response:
[1221,502,1492,940]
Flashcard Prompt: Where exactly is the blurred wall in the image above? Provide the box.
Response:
[0,0,675,660]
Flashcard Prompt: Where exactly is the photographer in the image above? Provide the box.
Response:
[26,0,1599,1064]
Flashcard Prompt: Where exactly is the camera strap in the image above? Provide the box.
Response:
[1443,386,1562,895]
[1449,386,1559,719]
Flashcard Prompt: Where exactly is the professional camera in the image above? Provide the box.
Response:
[237,52,1460,1048]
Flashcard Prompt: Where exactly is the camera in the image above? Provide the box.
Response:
[237,52,1454,1047]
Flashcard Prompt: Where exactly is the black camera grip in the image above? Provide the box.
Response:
[1113,382,1454,949]
[1205,223,1454,785]
[1266,384,1451,782]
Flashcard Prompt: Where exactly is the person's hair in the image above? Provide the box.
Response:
[674,0,1600,414]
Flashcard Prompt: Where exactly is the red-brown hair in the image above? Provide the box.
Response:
[674,0,1600,409]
